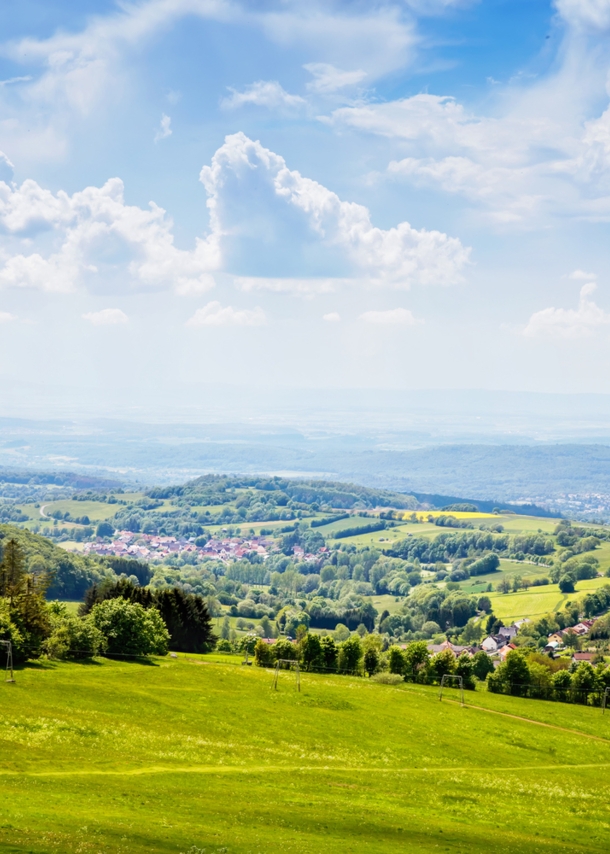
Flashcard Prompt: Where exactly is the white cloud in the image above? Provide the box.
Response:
[569,269,597,280]
[221,81,305,110]
[555,0,610,31]
[359,307,421,325]
[186,301,266,327]
[523,283,610,338]
[0,311,14,323]
[154,113,172,142]
[200,132,469,288]
[0,151,14,183]
[322,312,341,322]
[83,308,128,326]
[0,176,219,293]
[304,63,366,94]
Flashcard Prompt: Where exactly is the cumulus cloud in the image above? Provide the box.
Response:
[0,311,14,323]
[186,301,266,327]
[154,114,172,142]
[83,308,128,325]
[0,176,219,293]
[359,307,421,325]
[221,81,305,110]
[523,283,610,338]
[200,132,469,288]
[322,311,341,322]
[304,63,366,94]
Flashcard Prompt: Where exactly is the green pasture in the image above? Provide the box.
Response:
[36,499,119,522]
[1,657,610,853]
[334,513,561,549]
[488,576,610,622]
[460,559,551,594]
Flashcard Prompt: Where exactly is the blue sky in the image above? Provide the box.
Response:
[1,0,610,416]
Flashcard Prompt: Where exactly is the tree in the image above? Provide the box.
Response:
[154,588,217,653]
[364,646,379,676]
[571,661,597,699]
[338,636,362,674]
[477,596,492,613]
[96,522,114,538]
[300,633,323,670]
[403,641,430,682]
[220,616,230,640]
[253,638,274,667]
[90,599,169,656]
[44,604,106,660]
[334,623,350,642]
[0,539,26,601]
[388,645,406,675]
[497,579,511,594]
[259,615,274,639]
[559,574,576,594]
[274,638,298,660]
[488,649,530,696]
[432,649,456,682]
[472,650,494,681]
[552,669,572,700]
[455,653,476,690]
[320,635,338,672]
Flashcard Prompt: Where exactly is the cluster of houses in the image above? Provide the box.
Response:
[426,616,599,664]
[83,532,271,564]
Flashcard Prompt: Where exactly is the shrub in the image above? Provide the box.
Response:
[90,599,169,656]
[45,605,106,659]
[253,638,274,667]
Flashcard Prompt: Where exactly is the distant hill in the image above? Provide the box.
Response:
[0,467,123,490]
[149,474,419,510]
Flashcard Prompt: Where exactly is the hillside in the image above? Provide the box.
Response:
[1,655,609,853]
[0,524,113,598]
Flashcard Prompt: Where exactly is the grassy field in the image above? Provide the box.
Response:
[1,656,610,853]
[488,576,610,622]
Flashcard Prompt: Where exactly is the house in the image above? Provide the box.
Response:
[547,632,565,645]
[572,652,595,664]
[498,625,518,641]
[427,640,476,658]
[481,636,499,653]
[544,640,561,653]
[497,643,517,662]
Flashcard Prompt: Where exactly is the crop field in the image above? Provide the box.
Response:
[488,576,610,622]
[1,656,610,853]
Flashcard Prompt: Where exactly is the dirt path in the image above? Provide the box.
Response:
[443,696,610,742]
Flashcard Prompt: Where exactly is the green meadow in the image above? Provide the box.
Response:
[1,656,610,853]
[488,576,610,622]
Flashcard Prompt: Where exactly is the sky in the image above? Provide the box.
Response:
[1,0,610,418]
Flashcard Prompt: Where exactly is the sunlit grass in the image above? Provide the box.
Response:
[1,655,610,852]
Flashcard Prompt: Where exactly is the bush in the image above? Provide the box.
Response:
[253,638,274,667]
[45,605,106,659]
[90,599,169,656]
[216,639,233,653]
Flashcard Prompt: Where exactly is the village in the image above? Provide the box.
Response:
[83,531,274,563]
